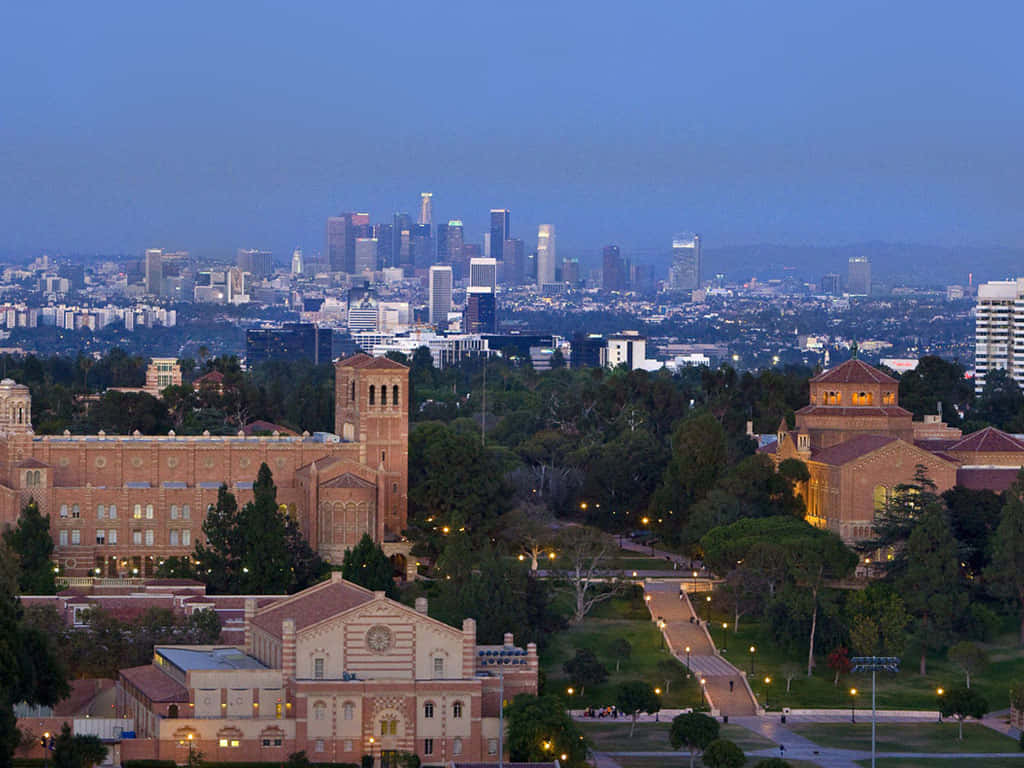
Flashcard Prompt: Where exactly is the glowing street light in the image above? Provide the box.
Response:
[684,646,691,669]
[721,622,728,651]
[749,646,756,675]
[850,688,858,723]
[764,677,772,708]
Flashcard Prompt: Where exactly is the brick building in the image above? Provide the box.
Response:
[115,574,537,765]
[769,358,1024,546]
[0,354,411,577]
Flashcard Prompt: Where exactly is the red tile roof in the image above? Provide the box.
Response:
[195,370,225,384]
[54,679,115,716]
[915,439,961,452]
[796,405,912,418]
[16,457,51,468]
[244,420,298,436]
[337,353,373,368]
[957,467,1023,492]
[119,665,189,703]
[810,359,898,385]
[361,356,408,371]
[249,579,374,637]
[949,426,1024,453]
[811,434,898,465]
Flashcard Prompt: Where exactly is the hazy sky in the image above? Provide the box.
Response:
[2,1,1022,261]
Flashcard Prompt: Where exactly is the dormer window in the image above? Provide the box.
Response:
[797,433,810,451]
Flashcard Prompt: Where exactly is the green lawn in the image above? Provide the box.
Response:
[541,593,700,708]
[610,757,820,768]
[703,592,1024,712]
[787,722,1017,754]
[856,760,1024,767]
[578,721,774,753]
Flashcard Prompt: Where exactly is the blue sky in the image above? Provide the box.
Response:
[1,1,1022,262]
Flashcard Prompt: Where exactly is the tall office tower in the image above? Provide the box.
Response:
[392,213,413,268]
[419,193,433,226]
[326,213,369,273]
[145,248,163,296]
[490,209,510,261]
[847,256,871,296]
[412,224,434,269]
[974,278,1024,394]
[632,263,655,293]
[668,233,701,291]
[354,237,379,274]
[503,238,524,285]
[237,248,273,278]
[373,223,393,267]
[428,265,453,327]
[464,287,497,333]
[291,249,304,276]
[562,258,580,285]
[469,257,498,293]
[820,273,841,295]
[602,245,625,291]
[536,224,556,287]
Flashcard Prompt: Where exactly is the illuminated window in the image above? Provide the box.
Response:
[60,504,68,518]
[182,530,191,546]
[873,485,888,513]
[488,739,498,755]
[146,504,154,519]
[108,530,117,545]
[133,504,142,519]
[70,529,80,545]
[219,739,229,748]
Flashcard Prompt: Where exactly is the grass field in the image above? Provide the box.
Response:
[786,722,1018,754]
[541,591,701,709]
[610,757,821,768]
[578,721,774,752]
[703,592,1024,712]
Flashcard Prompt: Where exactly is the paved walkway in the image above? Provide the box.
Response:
[643,580,758,717]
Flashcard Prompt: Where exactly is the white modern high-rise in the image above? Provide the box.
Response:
[975,278,1024,393]
[291,248,304,275]
[536,224,556,287]
[419,193,433,226]
[428,265,453,327]
[145,248,163,296]
[469,257,497,293]
[354,237,379,273]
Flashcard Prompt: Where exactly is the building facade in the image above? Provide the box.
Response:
[428,266,453,327]
[769,358,1024,547]
[668,234,701,291]
[116,575,537,765]
[974,278,1024,393]
[0,355,410,577]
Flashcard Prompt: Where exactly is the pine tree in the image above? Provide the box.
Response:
[341,534,396,597]
[985,471,1024,644]
[3,498,57,594]
[237,464,292,594]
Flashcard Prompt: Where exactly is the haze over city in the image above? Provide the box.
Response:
[3,1,1024,263]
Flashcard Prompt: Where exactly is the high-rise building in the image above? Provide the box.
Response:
[419,193,433,226]
[464,287,497,333]
[602,245,625,292]
[669,233,701,291]
[536,225,556,287]
[373,223,393,268]
[237,248,273,278]
[562,258,580,286]
[291,249,304,276]
[847,257,871,296]
[469,257,497,293]
[974,278,1024,394]
[393,213,413,269]
[503,238,524,285]
[490,209,510,261]
[571,333,605,368]
[820,273,841,295]
[245,322,333,366]
[354,237,379,274]
[412,224,434,269]
[428,265,453,327]
[145,249,163,296]
[326,213,370,273]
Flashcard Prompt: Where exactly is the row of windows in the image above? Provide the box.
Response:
[57,529,191,547]
[59,504,192,521]
[313,700,465,724]
[310,737,489,757]
[350,381,401,407]
[313,655,445,680]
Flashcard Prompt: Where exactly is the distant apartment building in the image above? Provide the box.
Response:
[570,333,605,368]
[975,278,1024,393]
[144,249,163,296]
[605,331,651,370]
[847,256,871,296]
[145,359,182,396]
[245,323,333,367]
[237,249,273,278]
[668,233,701,291]
[820,273,841,295]
[469,258,497,293]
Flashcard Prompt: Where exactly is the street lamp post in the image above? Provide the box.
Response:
[657,618,666,649]
[685,646,691,670]
[721,622,728,652]
[937,688,945,723]
[699,678,707,708]
[850,688,858,723]
[851,655,901,768]
[187,733,194,767]
[764,677,771,709]
[749,646,756,675]
[704,595,711,623]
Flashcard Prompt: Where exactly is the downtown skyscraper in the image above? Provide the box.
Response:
[489,209,510,263]
[536,225,556,287]
[668,233,701,291]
